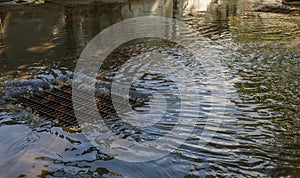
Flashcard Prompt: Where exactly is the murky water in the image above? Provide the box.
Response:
[0,0,299,177]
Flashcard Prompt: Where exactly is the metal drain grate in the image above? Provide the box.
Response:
[19,85,142,130]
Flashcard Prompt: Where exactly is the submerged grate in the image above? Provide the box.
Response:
[19,85,142,131]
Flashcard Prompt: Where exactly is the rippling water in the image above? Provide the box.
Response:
[0,0,299,177]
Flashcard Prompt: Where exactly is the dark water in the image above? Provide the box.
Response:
[0,0,299,177]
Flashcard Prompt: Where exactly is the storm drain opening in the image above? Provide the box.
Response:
[18,84,147,132]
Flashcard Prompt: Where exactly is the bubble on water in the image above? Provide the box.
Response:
[26,132,40,143]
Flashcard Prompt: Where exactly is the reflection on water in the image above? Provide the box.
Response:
[0,0,299,177]
[0,0,173,78]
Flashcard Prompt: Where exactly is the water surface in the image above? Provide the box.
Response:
[0,0,299,177]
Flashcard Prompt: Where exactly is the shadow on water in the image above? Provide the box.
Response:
[0,0,299,177]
